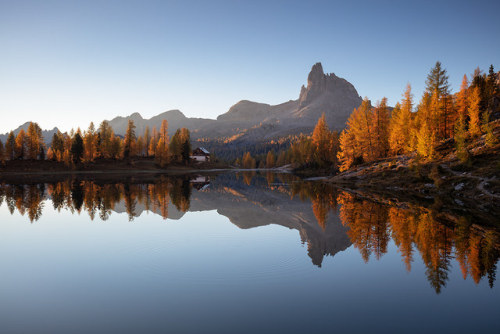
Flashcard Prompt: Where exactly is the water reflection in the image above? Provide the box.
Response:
[337,192,499,293]
[0,172,498,293]
[0,177,192,222]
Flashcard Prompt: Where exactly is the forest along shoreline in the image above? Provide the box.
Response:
[327,120,500,223]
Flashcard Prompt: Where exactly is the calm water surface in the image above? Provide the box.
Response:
[0,172,499,333]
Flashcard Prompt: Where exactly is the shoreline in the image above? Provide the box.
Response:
[1,163,498,226]
[0,165,295,183]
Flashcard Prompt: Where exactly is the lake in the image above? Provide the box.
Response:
[0,172,499,333]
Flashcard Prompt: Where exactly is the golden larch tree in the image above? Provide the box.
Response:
[98,121,113,159]
[110,132,122,159]
[123,120,137,159]
[155,120,169,167]
[276,150,286,166]
[389,85,413,155]
[456,75,469,120]
[415,92,437,159]
[15,129,27,159]
[26,122,43,160]
[454,114,470,163]
[467,86,482,137]
[337,98,375,170]
[416,117,436,159]
[337,128,356,171]
[136,136,145,157]
[143,126,151,157]
[50,131,65,162]
[356,98,375,162]
[5,131,16,161]
[83,122,98,162]
[46,147,54,161]
[149,126,158,157]
[312,113,335,167]
[266,151,275,168]
[242,152,256,168]
[372,97,390,158]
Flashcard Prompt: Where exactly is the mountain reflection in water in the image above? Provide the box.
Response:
[0,171,498,294]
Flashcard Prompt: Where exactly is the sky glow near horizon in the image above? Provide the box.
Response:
[0,0,499,133]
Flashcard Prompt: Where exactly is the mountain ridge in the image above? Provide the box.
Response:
[103,62,362,143]
[1,62,362,148]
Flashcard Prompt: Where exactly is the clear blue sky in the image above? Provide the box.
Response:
[1,0,499,133]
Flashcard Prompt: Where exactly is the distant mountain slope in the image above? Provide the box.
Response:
[106,110,217,137]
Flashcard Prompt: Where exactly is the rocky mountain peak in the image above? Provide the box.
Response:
[298,62,360,111]
[307,62,325,87]
[299,62,326,107]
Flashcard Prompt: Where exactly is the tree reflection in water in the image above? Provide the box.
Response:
[336,191,499,293]
[0,173,498,293]
[0,176,193,222]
